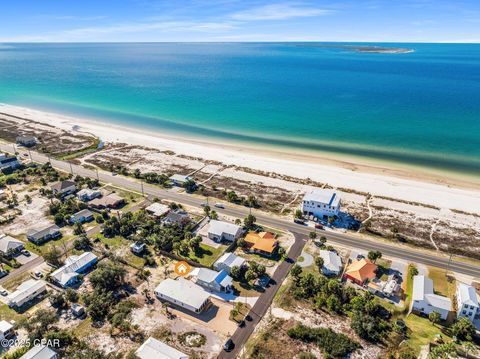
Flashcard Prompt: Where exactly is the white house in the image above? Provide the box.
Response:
[0,234,24,257]
[302,189,341,220]
[190,268,233,293]
[77,188,102,202]
[135,337,188,359]
[456,283,479,322]
[214,252,246,274]
[169,174,191,186]
[7,279,47,309]
[0,320,14,340]
[19,345,58,359]
[318,250,342,276]
[154,278,210,313]
[50,252,98,288]
[145,202,170,218]
[208,220,242,242]
[412,275,452,320]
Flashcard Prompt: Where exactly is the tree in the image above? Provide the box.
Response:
[65,288,79,303]
[309,231,317,240]
[290,264,303,283]
[73,222,85,235]
[226,191,238,203]
[230,266,241,279]
[409,265,419,277]
[210,211,218,220]
[89,262,126,292]
[277,246,286,259]
[318,236,327,246]
[367,250,382,263]
[44,247,63,267]
[429,311,441,327]
[237,237,247,248]
[203,205,211,217]
[315,256,324,272]
[451,317,476,342]
[245,269,257,283]
[74,235,91,250]
[244,214,256,229]
[294,209,303,219]
[234,218,242,226]
[429,342,456,359]
[183,179,197,193]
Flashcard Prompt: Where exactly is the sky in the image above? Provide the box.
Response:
[0,0,479,43]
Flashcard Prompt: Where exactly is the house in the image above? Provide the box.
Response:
[50,252,97,288]
[318,250,342,276]
[71,303,85,317]
[16,135,37,147]
[190,268,233,293]
[161,211,191,227]
[412,275,452,320]
[89,193,124,209]
[77,188,102,202]
[244,231,278,257]
[69,209,94,224]
[50,180,77,196]
[0,320,14,340]
[145,202,170,218]
[214,252,246,274]
[169,174,191,187]
[7,279,47,309]
[136,337,188,359]
[27,224,61,245]
[208,220,242,242]
[154,278,210,313]
[456,283,479,322]
[343,258,377,285]
[302,189,341,220]
[19,345,58,359]
[130,242,146,255]
[0,154,21,172]
[0,234,24,257]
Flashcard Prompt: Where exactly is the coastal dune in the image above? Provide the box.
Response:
[1,103,480,214]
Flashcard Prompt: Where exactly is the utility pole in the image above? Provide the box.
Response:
[12,143,16,154]
[69,162,74,175]
[141,181,144,196]
[28,149,32,162]
[96,168,99,181]
[445,253,453,276]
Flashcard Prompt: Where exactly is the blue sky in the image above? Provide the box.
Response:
[1,0,479,42]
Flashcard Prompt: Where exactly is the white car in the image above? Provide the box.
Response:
[0,288,8,296]
[214,203,225,209]
[34,271,43,278]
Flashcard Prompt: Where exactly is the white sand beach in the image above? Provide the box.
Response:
[1,103,480,214]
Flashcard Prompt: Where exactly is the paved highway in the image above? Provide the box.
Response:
[4,144,480,278]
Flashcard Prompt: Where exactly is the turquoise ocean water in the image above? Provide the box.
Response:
[0,43,479,177]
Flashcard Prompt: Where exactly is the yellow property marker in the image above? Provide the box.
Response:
[175,261,191,276]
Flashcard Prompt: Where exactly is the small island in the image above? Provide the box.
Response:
[295,43,414,53]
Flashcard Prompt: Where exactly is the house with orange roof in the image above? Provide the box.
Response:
[343,258,377,285]
[244,231,278,257]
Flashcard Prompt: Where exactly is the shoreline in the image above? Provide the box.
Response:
[1,103,480,213]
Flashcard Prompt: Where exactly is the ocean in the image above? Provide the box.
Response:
[0,42,479,176]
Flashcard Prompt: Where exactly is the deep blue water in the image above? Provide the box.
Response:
[0,42,479,176]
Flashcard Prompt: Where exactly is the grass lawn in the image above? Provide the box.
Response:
[0,304,24,322]
[123,251,145,268]
[24,233,75,256]
[72,317,94,338]
[103,185,143,206]
[95,234,128,249]
[404,314,451,355]
[188,243,224,267]
[428,266,455,298]
[2,271,32,291]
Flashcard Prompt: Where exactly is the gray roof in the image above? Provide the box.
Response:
[7,279,46,306]
[50,252,97,286]
[169,174,191,183]
[51,180,76,192]
[214,252,246,269]
[194,268,233,288]
[145,202,170,217]
[319,250,342,272]
[20,345,57,359]
[457,283,479,307]
[208,220,242,237]
[413,275,451,311]
[303,189,341,207]
[136,337,188,359]
[70,209,93,221]
[0,235,24,253]
[154,278,210,310]
[27,224,60,240]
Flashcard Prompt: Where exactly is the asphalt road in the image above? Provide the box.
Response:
[4,144,480,277]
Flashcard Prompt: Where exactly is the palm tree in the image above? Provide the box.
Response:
[429,311,441,327]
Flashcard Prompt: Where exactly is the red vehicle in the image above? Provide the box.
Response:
[315,223,324,230]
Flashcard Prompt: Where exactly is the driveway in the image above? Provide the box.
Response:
[298,251,314,268]
[15,251,39,265]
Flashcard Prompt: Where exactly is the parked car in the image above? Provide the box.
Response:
[34,271,43,278]
[223,339,235,352]
[0,289,7,296]
[200,202,208,207]
[294,218,305,224]
[214,203,225,209]
[21,250,31,257]
[315,223,324,230]
[238,320,245,327]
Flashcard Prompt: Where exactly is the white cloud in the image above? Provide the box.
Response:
[230,3,331,21]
